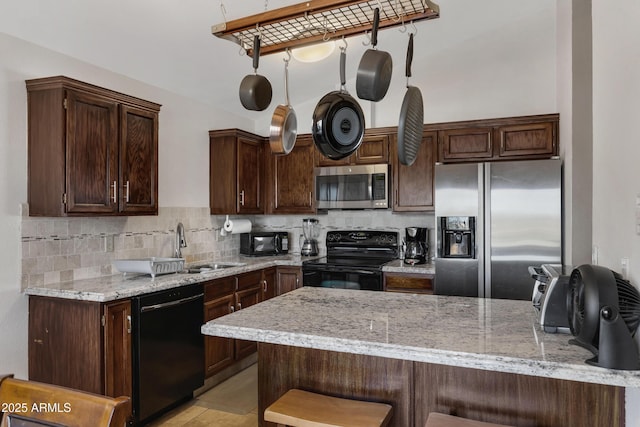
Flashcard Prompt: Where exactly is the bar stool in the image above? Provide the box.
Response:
[264,389,393,427]
[425,413,514,427]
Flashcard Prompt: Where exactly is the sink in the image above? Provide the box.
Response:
[185,262,246,274]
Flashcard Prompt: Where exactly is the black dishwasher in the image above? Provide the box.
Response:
[132,283,204,425]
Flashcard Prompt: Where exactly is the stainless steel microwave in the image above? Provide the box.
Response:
[315,164,389,209]
[240,232,289,256]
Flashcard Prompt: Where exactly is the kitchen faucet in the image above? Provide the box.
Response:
[175,222,187,258]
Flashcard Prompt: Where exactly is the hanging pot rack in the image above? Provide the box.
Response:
[212,0,440,56]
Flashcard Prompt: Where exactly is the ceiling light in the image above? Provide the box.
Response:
[291,41,336,63]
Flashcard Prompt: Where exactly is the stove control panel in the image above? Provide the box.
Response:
[326,231,398,248]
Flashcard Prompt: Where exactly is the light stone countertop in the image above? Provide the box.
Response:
[23,255,311,302]
[23,255,434,302]
[201,286,640,388]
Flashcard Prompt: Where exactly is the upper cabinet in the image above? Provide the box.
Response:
[209,129,264,215]
[391,131,436,212]
[26,76,160,217]
[265,135,316,214]
[435,114,559,163]
[316,134,390,166]
[208,113,559,215]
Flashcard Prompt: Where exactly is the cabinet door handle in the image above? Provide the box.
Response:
[237,302,242,310]
[239,190,245,206]
[230,305,235,313]
[125,181,130,202]
[127,315,132,334]
[263,279,267,293]
[309,191,312,206]
[112,181,117,203]
[296,277,300,287]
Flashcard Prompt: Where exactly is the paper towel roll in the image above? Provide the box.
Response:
[223,218,252,234]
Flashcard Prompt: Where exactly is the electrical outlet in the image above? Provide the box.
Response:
[104,235,114,252]
[621,257,629,279]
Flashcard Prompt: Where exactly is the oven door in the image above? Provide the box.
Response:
[302,265,382,291]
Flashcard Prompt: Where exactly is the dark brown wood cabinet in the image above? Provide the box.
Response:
[29,296,132,401]
[265,135,316,214]
[203,269,270,378]
[103,300,133,399]
[276,266,302,295]
[209,129,264,215]
[209,114,558,216]
[262,267,277,301]
[391,131,436,212]
[316,134,390,166]
[235,271,263,359]
[203,276,236,377]
[383,272,434,294]
[26,76,159,216]
[435,114,558,163]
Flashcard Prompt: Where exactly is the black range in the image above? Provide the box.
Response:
[302,230,399,291]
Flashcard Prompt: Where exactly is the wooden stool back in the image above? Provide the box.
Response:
[264,388,392,427]
[425,413,513,427]
[0,375,130,427]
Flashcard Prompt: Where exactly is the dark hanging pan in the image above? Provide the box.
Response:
[397,33,424,166]
[239,35,272,111]
[312,43,365,160]
[356,8,393,102]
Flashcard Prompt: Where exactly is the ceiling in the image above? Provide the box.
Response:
[0,0,446,122]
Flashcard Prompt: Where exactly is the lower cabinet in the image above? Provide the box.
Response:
[383,272,434,294]
[262,267,277,301]
[235,271,263,360]
[28,296,132,401]
[204,266,303,378]
[204,268,284,378]
[276,266,302,295]
[203,276,236,377]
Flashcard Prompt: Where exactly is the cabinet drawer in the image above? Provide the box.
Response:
[204,276,236,301]
[237,270,263,291]
[384,273,434,294]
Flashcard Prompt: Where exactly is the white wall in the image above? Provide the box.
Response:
[592,1,640,283]
[591,3,640,424]
[0,32,253,377]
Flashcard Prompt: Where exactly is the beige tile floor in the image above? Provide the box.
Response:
[147,364,258,427]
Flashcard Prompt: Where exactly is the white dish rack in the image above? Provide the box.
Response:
[113,257,185,278]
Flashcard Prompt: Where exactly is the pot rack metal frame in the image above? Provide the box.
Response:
[212,0,440,56]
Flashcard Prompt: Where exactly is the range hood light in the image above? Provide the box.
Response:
[291,41,336,63]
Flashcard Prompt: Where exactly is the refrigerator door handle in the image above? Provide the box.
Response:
[483,163,491,298]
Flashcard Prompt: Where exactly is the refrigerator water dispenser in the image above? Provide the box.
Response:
[440,216,476,259]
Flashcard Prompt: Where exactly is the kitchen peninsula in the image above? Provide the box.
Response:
[201,287,636,427]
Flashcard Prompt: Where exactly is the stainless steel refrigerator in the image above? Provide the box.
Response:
[434,159,562,300]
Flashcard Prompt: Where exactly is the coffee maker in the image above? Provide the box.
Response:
[404,227,429,265]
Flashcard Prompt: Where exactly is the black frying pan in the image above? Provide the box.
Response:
[239,35,272,111]
[356,8,392,102]
[397,33,424,166]
[312,46,365,160]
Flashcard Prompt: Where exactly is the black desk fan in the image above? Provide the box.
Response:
[567,264,640,370]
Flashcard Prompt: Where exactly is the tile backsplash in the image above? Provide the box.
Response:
[21,204,434,288]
